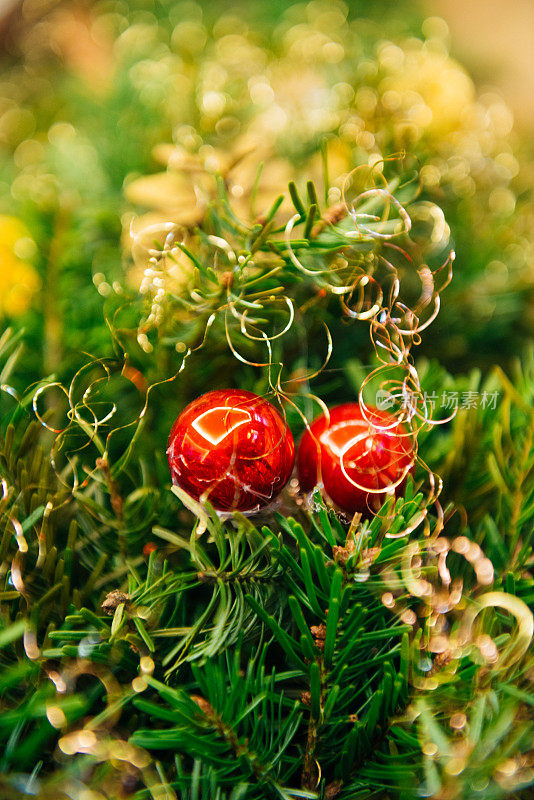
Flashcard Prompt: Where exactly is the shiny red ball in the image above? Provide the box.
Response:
[297,403,414,515]
[167,389,295,513]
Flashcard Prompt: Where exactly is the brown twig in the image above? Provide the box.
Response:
[96,456,123,518]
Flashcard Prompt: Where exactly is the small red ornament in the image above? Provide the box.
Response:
[143,542,158,558]
[167,389,295,513]
[297,403,414,515]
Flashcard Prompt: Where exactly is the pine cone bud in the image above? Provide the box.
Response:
[102,590,130,615]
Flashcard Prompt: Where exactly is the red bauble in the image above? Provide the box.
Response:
[297,403,414,515]
[167,389,295,513]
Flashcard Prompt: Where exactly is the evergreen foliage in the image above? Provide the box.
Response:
[0,178,532,797]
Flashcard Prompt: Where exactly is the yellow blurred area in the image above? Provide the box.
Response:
[383,44,475,137]
[428,0,534,133]
[0,215,40,316]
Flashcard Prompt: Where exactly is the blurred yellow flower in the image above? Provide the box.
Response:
[0,216,40,317]
[124,133,353,239]
[383,44,475,137]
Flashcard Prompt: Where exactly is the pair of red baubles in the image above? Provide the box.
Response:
[167,389,414,516]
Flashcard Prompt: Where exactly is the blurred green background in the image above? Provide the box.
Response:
[0,0,533,394]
